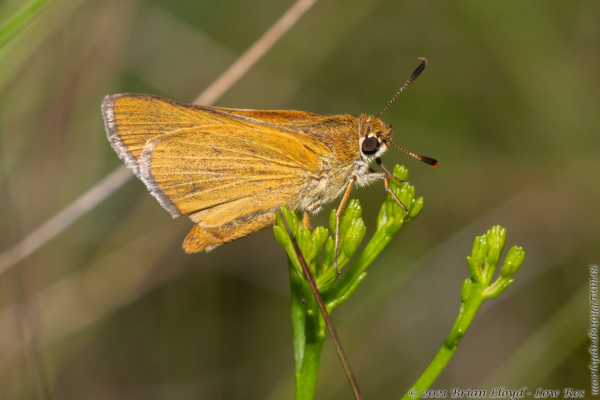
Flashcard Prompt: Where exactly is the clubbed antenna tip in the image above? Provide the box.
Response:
[377,58,428,119]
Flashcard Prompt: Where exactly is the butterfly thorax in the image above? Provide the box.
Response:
[293,113,391,213]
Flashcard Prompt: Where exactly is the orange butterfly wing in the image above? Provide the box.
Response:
[102,94,333,252]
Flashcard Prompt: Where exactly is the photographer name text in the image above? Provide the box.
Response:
[409,387,585,399]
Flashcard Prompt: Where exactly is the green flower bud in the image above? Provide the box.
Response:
[376,197,392,231]
[312,226,329,254]
[273,224,290,247]
[388,170,408,192]
[392,164,409,183]
[461,278,475,302]
[500,246,525,278]
[467,235,487,282]
[298,227,313,259]
[377,186,408,233]
[407,196,424,220]
[343,200,362,226]
[485,225,506,267]
[342,218,366,258]
[398,184,415,209]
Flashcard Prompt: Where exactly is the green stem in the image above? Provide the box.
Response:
[401,285,486,399]
[289,259,326,400]
[289,260,307,381]
[327,228,395,306]
[296,336,325,400]
[402,346,455,400]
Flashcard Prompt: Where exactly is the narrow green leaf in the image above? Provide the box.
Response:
[0,0,50,50]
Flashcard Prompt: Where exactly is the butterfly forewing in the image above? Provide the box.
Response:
[140,130,318,215]
[102,94,334,252]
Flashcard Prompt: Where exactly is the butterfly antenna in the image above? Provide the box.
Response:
[377,58,427,119]
[391,142,439,168]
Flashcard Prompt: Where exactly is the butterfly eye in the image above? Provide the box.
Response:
[361,137,380,155]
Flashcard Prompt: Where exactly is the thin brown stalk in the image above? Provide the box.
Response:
[277,206,363,400]
[0,166,132,276]
[0,0,318,277]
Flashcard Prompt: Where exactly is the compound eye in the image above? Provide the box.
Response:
[361,137,380,155]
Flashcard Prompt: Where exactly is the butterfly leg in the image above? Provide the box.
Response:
[384,175,408,213]
[376,158,409,213]
[302,213,311,229]
[376,158,408,185]
[302,199,323,229]
[334,176,357,277]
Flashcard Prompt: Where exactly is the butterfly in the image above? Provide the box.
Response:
[102,58,436,273]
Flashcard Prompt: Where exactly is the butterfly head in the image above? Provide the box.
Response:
[359,114,438,168]
[358,115,392,161]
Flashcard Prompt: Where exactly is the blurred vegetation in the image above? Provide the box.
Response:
[0,0,49,49]
[0,0,599,399]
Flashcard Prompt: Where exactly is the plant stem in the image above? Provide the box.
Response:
[402,346,455,400]
[401,284,486,399]
[296,300,325,400]
[289,260,325,400]
[296,340,325,399]
[279,207,363,400]
[328,227,395,305]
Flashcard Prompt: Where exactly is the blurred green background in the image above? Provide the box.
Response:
[1,0,599,398]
